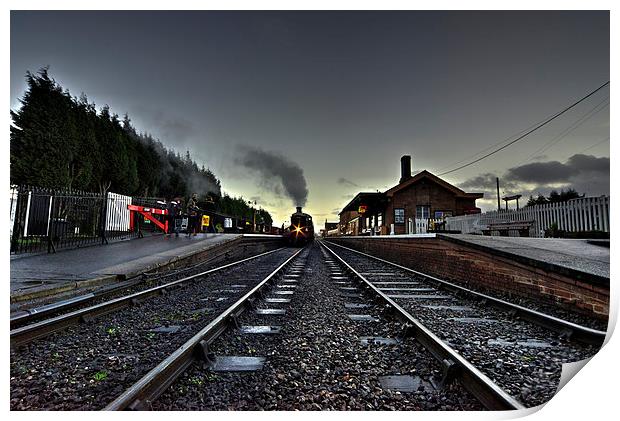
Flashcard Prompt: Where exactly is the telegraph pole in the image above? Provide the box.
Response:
[496,177,501,211]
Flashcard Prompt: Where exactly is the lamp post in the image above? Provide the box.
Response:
[248,200,257,233]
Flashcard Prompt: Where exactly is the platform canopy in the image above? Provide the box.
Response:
[339,192,387,215]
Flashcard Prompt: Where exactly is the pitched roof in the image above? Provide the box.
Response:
[339,192,386,215]
[385,170,484,199]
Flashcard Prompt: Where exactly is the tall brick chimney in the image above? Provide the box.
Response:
[400,155,412,184]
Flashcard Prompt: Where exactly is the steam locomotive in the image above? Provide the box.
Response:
[285,206,314,246]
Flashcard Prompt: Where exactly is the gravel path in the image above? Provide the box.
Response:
[10,248,296,410]
[152,243,483,410]
[327,243,601,407]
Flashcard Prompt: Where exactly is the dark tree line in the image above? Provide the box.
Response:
[10,68,221,200]
[526,188,583,207]
[11,68,274,226]
[215,195,273,228]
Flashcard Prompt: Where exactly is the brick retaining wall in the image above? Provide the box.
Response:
[328,237,609,319]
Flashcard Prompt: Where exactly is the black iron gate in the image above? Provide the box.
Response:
[9,186,152,254]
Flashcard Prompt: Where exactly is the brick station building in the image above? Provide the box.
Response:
[338,156,483,235]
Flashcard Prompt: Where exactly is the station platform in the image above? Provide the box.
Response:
[10,233,242,303]
[438,234,610,281]
[329,234,609,281]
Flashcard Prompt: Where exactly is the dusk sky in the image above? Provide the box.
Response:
[10,11,610,226]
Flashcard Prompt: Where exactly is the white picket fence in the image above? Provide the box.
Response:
[414,218,444,234]
[444,196,610,237]
[9,187,18,239]
[105,192,132,231]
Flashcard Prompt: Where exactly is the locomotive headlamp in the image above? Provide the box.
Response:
[293,224,305,237]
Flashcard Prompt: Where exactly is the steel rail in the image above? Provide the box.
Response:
[10,236,248,328]
[11,279,138,328]
[104,247,304,410]
[324,240,606,346]
[10,247,288,348]
[321,241,525,411]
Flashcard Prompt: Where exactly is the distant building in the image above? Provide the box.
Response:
[323,220,339,237]
[338,155,483,235]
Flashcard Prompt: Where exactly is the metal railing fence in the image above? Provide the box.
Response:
[10,186,146,254]
[9,186,266,254]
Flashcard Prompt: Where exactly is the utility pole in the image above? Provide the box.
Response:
[496,177,501,212]
[248,200,257,233]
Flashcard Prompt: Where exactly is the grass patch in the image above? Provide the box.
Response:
[188,376,203,386]
[93,371,108,381]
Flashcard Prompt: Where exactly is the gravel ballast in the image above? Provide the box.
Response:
[12,240,598,411]
[152,243,483,410]
[325,243,601,407]
[10,248,297,410]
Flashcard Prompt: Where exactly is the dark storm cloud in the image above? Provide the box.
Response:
[505,161,573,184]
[459,154,609,198]
[337,177,360,187]
[566,154,610,173]
[234,146,309,206]
[505,154,609,184]
[457,173,517,192]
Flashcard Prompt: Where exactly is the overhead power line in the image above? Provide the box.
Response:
[435,118,550,173]
[520,96,609,164]
[434,99,582,173]
[576,136,610,155]
[437,81,610,177]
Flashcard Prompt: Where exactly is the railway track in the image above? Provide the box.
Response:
[11,242,602,410]
[105,247,306,410]
[321,240,605,407]
[10,247,287,346]
[10,247,299,410]
[324,241,607,342]
[11,239,279,330]
[107,243,506,410]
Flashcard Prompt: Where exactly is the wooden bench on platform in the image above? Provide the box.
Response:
[483,220,534,237]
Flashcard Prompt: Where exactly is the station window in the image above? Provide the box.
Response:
[378,213,383,227]
[416,205,430,219]
[394,208,405,224]
[434,210,453,218]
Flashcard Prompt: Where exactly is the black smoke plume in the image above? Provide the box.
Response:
[235,146,309,206]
